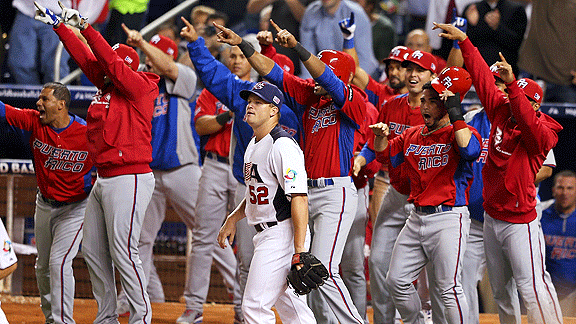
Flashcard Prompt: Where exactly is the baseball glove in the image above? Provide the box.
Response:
[286,252,329,295]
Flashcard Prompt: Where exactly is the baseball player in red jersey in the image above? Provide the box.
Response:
[0,82,93,324]
[217,81,316,324]
[435,22,564,324]
[371,67,481,324]
[214,20,367,323]
[356,49,438,323]
[37,3,160,323]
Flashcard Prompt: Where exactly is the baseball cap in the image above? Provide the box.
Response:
[240,81,284,108]
[517,78,543,104]
[112,43,139,71]
[273,54,295,75]
[430,66,472,101]
[489,63,504,82]
[149,34,178,60]
[383,46,412,64]
[401,50,437,74]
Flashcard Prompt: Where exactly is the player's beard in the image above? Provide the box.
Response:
[390,79,406,90]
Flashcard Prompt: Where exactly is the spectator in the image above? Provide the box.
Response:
[102,0,150,46]
[247,0,314,76]
[8,0,69,84]
[405,29,446,73]
[463,0,527,76]
[199,0,251,33]
[518,0,576,103]
[541,170,576,317]
[354,0,397,63]
[179,10,229,68]
[299,0,378,78]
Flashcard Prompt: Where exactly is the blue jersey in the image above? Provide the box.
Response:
[186,38,301,184]
[150,64,199,170]
[541,206,576,297]
[464,108,491,222]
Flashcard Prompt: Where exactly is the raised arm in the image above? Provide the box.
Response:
[122,24,179,81]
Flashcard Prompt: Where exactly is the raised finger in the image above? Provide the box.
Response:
[34,1,42,11]
[498,52,508,63]
[213,21,226,32]
[270,19,282,32]
[180,16,193,28]
[121,23,131,34]
[58,1,65,9]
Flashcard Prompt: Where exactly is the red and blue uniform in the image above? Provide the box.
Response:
[194,89,233,158]
[364,76,401,112]
[0,102,93,202]
[378,124,481,207]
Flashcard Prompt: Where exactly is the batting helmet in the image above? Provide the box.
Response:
[383,46,412,65]
[431,66,472,101]
[317,50,355,84]
[112,43,139,71]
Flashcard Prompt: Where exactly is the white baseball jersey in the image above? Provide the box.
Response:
[243,125,307,225]
[0,219,16,270]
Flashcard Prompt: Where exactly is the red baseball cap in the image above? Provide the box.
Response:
[273,54,295,75]
[112,43,139,71]
[401,50,437,74]
[517,78,543,104]
[489,63,504,82]
[383,46,412,64]
[149,34,178,61]
[431,66,472,101]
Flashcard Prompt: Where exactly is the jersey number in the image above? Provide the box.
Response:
[249,185,269,205]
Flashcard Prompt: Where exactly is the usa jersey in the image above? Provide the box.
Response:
[194,89,233,158]
[0,102,94,202]
[464,108,491,222]
[150,64,198,170]
[186,37,301,185]
[384,124,481,207]
[243,125,307,225]
[541,206,576,297]
[265,63,366,179]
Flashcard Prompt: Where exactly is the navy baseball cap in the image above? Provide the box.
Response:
[240,81,284,108]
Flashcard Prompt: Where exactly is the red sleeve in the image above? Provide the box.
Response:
[194,89,217,122]
[260,43,277,58]
[282,73,317,108]
[81,25,156,100]
[506,81,559,154]
[460,38,508,121]
[4,105,38,131]
[54,24,105,88]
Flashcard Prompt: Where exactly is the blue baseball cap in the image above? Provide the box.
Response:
[240,81,284,108]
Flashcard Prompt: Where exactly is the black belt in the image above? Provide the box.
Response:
[414,205,453,214]
[254,221,277,232]
[307,178,334,188]
[40,194,76,208]
[206,151,229,164]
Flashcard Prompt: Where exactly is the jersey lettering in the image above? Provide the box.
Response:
[389,122,411,135]
[418,155,449,170]
[309,103,337,133]
[476,138,489,163]
[244,162,264,183]
[33,139,88,173]
[405,143,452,156]
[248,185,269,205]
[90,90,111,109]
[153,93,169,117]
[493,126,512,156]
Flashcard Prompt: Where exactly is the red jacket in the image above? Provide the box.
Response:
[55,24,160,177]
[460,38,563,223]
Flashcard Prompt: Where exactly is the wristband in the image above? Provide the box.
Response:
[453,39,460,49]
[343,38,354,50]
[215,112,232,126]
[294,42,312,62]
[238,39,256,58]
[452,120,467,131]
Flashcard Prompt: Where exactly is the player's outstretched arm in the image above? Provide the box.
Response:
[369,122,390,152]
[213,21,276,77]
[217,198,246,249]
[338,13,369,90]
[291,193,309,254]
[122,23,179,81]
[270,20,324,78]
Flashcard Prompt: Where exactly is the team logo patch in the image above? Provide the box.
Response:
[273,96,280,105]
[284,168,297,181]
[3,240,11,253]
[253,82,265,90]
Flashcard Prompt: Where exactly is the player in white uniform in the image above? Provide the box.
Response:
[0,219,17,324]
[217,81,316,324]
